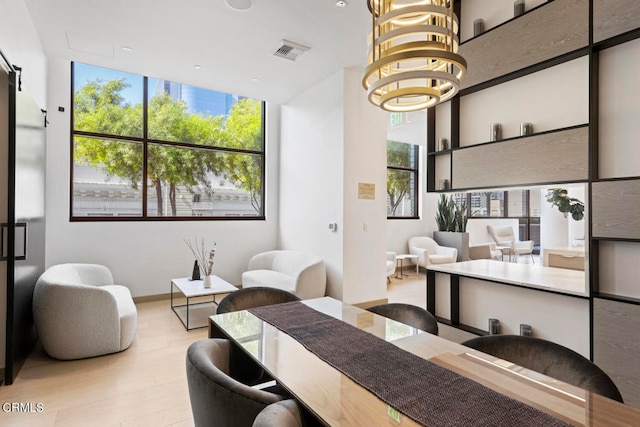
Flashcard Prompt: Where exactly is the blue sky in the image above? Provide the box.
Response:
[74,62,143,105]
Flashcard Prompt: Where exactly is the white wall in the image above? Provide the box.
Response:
[0,0,47,107]
[342,68,388,304]
[599,241,640,299]
[279,70,345,299]
[280,68,388,305]
[0,0,47,373]
[45,58,280,297]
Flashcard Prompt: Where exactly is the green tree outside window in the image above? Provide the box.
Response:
[72,68,264,218]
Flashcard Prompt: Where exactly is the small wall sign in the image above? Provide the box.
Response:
[358,183,375,200]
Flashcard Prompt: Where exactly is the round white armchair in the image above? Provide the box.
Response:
[33,263,137,360]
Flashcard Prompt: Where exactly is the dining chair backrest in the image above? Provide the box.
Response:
[186,338,286,427]
[217,286,301,314]
[252,399,314,427]
[462,335,623,402]
[367,303,439,335]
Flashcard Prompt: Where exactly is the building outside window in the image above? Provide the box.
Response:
[466,192,505,217]
[454,189,540,251]
[71,62,265,220]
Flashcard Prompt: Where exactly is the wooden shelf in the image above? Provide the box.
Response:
[594,293,640,306]
[594,0,640,43]
[451,126,588,190]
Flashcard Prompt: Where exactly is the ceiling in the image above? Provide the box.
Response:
[24,0,371,104]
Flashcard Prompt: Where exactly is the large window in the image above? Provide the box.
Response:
[454,189,541,251]
[71,62,265,220]
[468,192,505,217]
[387,140,419,218]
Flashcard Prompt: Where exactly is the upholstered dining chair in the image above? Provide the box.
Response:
[216,286,301,314]
[186,338,288,427]
[367,303,439,335]
[215,287,301,387]
[253,399,322,427]
[462,335,623,402]
[487,225,534,263]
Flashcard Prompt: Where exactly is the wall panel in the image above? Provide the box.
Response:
[593,0,640,43]
[452,127,588,189]
[592,180,640,239]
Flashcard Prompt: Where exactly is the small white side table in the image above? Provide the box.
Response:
[395,254,419,279]
[171,276,237,330]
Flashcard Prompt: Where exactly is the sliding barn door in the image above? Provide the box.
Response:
[2,64,46,385]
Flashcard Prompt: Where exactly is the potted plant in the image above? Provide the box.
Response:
[434,194,469,261]
[546,188,584,221]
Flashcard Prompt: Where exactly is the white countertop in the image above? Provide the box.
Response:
[427,260,587,297]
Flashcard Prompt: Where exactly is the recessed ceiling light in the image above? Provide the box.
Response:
[226,0,254,11]
[251,77,260,83]
[121,46,134,53]
[193,65,202,70]
[335,0,348,7]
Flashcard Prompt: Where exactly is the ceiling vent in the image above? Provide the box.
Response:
[273,39,310,61]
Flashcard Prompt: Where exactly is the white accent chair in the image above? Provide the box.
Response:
[33,263,137,360]
[241,250,326,300]
[386,252,397,283]
[408,236,457,268]
[487,225,535,263]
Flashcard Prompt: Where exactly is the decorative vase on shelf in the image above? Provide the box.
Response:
[203,275,213,288]
[191,260,201,281]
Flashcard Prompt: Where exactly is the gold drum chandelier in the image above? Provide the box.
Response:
[362,0,467,112]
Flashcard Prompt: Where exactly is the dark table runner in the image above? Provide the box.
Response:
[249,302,572,427]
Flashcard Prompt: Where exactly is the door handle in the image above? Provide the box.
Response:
[1,222,27,261]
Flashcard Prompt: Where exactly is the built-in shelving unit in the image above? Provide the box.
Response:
[425,0,640,407]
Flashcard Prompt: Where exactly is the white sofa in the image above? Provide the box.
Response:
[33,263,137,360]
[241,250,326,300]
[408,236,457,268]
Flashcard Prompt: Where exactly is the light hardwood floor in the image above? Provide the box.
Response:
[0,298,208,427]
[0,273,465,427]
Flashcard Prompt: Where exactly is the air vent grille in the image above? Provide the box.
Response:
[273,39,310,61]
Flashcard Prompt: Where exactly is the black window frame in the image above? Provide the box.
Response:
[387,142,420,219]
[69,62,266,221]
